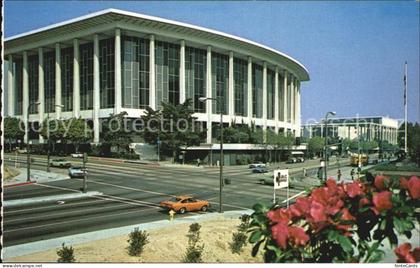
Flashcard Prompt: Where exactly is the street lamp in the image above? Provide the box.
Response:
[199,96,224,213]
[46,104,64,172]
[26,101,41,182]
[323,111,336,181]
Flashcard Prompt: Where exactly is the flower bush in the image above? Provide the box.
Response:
[248,173,420,263]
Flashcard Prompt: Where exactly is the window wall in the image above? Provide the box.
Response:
[14,59,23,115]
[185,46,206,113]
[234,58,247,116]
[122,36,150,109]
[80,42,93,110]
[44,51,55,113]
[278,73,284,121]
[155,41,180,109]
[61,47,73,112]
[252,63,263,118]
[267,69,275,119]
[212,52,229,114]
[99,38,115,109]
[28,55,39,114]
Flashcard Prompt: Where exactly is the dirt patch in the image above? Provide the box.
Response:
[7,218,264,263]
[4,165,21,181]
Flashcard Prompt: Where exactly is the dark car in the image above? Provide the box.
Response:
[252,167,269,173]
[249,162,265,169]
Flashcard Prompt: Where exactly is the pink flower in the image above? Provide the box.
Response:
[310,201,328,222]
[359,197,370,207]
[399,177,409,190]
[374,175,389,191]
[271,222,289,249]
[345,181,364,198]
[267,208,290,225]
[372,191,393,213]
[340,208,355,221]
[407,176,420,199]
[395,243,417,263]
[288,226,309,247]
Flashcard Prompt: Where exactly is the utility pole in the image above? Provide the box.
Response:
[82,152,88,193]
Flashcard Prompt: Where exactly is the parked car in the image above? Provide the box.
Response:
[286,157,297,164]
[50,158,72,168]
[249,162,266,169]
[68,166,87,178]
[159,196,210,214]
[252,167,269,173]
[296,157,305,163]
[71,153,84,158]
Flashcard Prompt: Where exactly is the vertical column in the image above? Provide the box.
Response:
[38,48,45,143]
[206,46,212,144]
[262,62,267,141]
[114,28,122,114]
[93,34,100,144]
[23,51,29,143]
[228,51,234,123]
[8,55,14,116]
[296,81,301,137]
[290,75,294,125]
[247,56,252,126]
[283,70,288,125]
[55,43,62,119]
[274,66,279,133]
[149,34,156,110]
[73,39,80,118]
[179,40,186,104]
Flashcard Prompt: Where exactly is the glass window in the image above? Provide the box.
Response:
[99,38,115,109]
[14,59,23,115]
[80,42,93,110]
[234,58,247,116]
[185,46,206,113]
[61,47,73,112]
[122,36,150,109]
[267,69,275,119]
[212,52,229,115]
[44,51,56,113]
[252,64,263,118]
[28,55,39,114]
[155,41,180,109]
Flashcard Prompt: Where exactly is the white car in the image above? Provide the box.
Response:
[71,153,84,158]
[68,166,87,178]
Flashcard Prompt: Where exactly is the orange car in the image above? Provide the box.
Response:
[159,195,210,214]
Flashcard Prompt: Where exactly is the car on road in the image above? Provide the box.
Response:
[252,167,269,173]
[159,196,210,214]
[50,158,72,168]
[249,162,266,169]
[71,153,84,158]
[286,157,297,164]
[68,166,87,178]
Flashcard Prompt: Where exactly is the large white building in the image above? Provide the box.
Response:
[4,9,309,144]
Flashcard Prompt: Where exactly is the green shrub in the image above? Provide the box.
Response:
[184,223,204,263]
[127,228,149,256]
[230,214,251,254]
[57,243,75,263]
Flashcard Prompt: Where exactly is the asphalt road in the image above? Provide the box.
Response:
[3,154,348,247]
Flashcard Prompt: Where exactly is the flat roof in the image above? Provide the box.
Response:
[5,8,310,81]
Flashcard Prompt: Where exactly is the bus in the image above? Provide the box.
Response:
[350,153,369,166]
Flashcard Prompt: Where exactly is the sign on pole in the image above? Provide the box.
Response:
[273,169,289,206]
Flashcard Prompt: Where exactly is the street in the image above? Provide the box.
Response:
[3,154,358,247]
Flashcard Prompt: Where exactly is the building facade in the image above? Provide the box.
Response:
[301,116,399,145]
[4,9,309,144]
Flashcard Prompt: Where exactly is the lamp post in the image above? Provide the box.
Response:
[26,102,41,182]
[323,111,336,181]
[46,104,64,172]
[199,97,223,213]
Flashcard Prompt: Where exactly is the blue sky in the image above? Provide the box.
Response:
[4,1,419,124]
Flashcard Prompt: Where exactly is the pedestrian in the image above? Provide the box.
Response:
[169,209,176,221]
[337,169,342,182]
[303,167,307,177]
[197,158,200,167]
[350,169,355,180]
[317,167,323,180]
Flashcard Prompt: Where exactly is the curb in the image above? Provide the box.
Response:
[4,191,103,207]
[123,160,160,166]
[4,181,36,188]
[3,209,252,259]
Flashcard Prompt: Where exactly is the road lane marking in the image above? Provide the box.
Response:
[4,207,158,234]
[282,190,307,204]
[87,180,174,198]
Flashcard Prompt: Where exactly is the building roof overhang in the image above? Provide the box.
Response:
[4,8,310,81]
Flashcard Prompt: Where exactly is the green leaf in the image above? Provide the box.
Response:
[251,239,264,257]
[379,220,386,230]
[393,217,404,234]
[337,235,353,253]
[368,250,384,263]
[252,203,268,213]
[249,230,262,243]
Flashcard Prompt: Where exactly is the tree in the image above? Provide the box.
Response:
[141,99,203,162]
[102,112,133,154]
[308,136,325,157]
[398,122,420,165]
[4,117,25,150]
[67,118,92,153]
